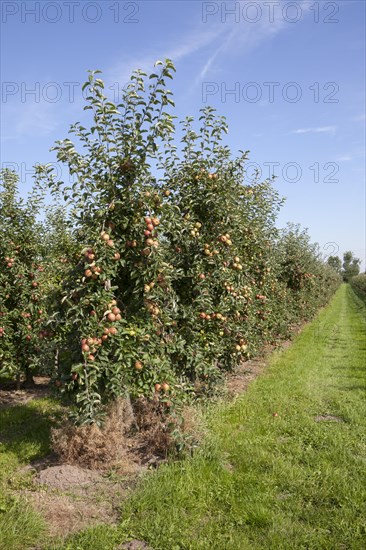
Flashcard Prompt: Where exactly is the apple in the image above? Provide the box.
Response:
[109,326,118,335]
[134,360,143,371]
[155,383,161,392]
[82,344,90,352]
[107,313,116,322]
[101,232,110,241]
[161,382,170,392]
[88,354,95,362]
[114,252,121,260]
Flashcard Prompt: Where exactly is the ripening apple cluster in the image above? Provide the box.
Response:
[199,311,227,322]
[218,233,233,246]
[234,339,248,353]
[4,256,15,268]
[144,280,155,293]
[141,216,160,257]
[203,243,220,257]
[145,300,160,317]
[83,247,102,279]
[195,169,218,181]
[190,221,201,238]
[232,256,243,271]
[154,382,170,393]
[80,300,121,363]
[100,230,115,248]
[224,283,244,299]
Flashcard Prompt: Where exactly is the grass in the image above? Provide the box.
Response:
[51,284,366,549]
[0,398,61,550]
[0,284,365,549]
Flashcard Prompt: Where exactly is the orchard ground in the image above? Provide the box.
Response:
[0,284,365,549]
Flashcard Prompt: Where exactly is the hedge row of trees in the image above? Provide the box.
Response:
[327,252,361,282]
[0,61,342,424]
[349,273,366,302]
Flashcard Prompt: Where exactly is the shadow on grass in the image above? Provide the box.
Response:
[0,399,61,465]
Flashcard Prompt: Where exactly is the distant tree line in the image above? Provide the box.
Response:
[327,251,362,282]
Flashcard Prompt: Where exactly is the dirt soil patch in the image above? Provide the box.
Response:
[314,414,344,423]
[21,463,144,539]
[225,338,294,398]
[226,357,268,397]
[117,541,153,550]
[0,376,51,409]
[36,464,102,491]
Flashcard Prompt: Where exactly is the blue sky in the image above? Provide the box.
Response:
[1,0,365,267]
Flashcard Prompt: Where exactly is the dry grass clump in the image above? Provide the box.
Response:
[134,398,207,457]
[51,397,208,469]
[51,398,137,470]
[132,397,173,456]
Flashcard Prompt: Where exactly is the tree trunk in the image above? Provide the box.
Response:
[23,366,35,388]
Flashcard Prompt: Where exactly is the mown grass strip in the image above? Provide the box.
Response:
[54,284,366,549]
[0,398,60,550]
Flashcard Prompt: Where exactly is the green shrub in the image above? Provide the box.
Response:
[349,273,366,302]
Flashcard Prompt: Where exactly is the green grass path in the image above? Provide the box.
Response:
[60,284,365,550]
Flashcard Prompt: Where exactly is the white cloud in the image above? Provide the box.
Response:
[107,25,228,86]
[292,126,337,135]
[336,155,352,162]
[197,0,313,80]
[107,0,314,91]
